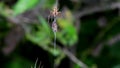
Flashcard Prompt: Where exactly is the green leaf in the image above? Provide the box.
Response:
[43,0,55,8]
[13,0,39,16]
[57,10,78,46]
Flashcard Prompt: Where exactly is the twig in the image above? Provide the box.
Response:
[59,47,88,68]
[75,2,120,18]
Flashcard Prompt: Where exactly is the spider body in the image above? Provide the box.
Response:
[48,6,60,32]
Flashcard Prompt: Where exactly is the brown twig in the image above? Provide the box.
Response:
[75,2,120,18]
[57,46,88,68]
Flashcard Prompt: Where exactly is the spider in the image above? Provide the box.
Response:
[50,6,61,17]
[48,6,61,32]
[48,6,61,22]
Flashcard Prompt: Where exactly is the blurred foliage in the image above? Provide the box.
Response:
[0,0,120,68]
[13,0,40,16]
[5,55,33,68]
[57,10,78,46]
[13,0,55,16]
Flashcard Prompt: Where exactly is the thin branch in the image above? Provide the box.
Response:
[59,47,88,68]
[75,2,120,18]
